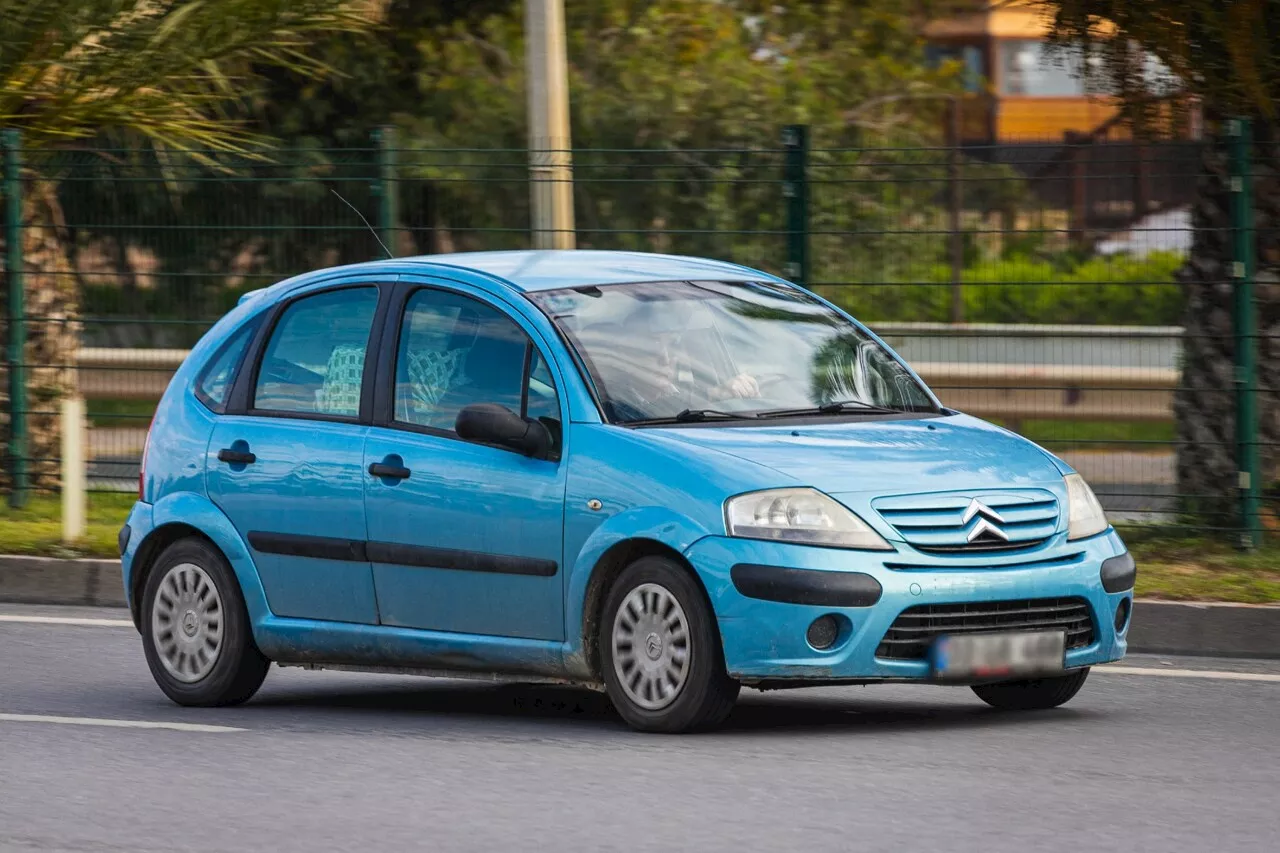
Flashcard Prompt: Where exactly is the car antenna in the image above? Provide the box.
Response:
[330,188,393,260]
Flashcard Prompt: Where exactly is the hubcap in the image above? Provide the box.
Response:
[611,583,690,711]
[151,562,223,684]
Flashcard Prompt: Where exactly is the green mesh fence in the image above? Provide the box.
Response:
[2,128,1266,540]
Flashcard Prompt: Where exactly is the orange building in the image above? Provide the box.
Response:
[924,1,1189,143]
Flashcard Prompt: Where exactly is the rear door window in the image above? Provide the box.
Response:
[252,287,379,418]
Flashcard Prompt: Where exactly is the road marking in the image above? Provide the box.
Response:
[1097,665,1280,683]
[0,713,245,733]
[0,614,133,628]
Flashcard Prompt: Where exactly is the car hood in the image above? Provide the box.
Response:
[649,413,1066,495]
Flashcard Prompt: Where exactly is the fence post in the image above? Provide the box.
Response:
[782,125,810,287]
[61,397,85,542]
[374,126,399,257]
[1065,131,1087,248]
[946,98,964,324]
[3,129,26,508]
[1228,117,1261,549]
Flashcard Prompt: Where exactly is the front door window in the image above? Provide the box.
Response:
[394,288,561,453]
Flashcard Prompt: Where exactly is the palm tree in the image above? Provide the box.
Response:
[0,0,375,490]
[1044,0,1280,533]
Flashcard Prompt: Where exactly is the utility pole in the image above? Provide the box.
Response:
[525,0,575,249]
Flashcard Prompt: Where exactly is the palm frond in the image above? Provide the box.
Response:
[0,0,379,154]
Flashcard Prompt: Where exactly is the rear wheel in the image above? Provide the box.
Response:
[600,556,739,733]
[141,537,269,707]
[971,668,1090,711]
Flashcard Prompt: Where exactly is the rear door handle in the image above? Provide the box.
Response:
[369,462,411,480]
[217,449,257,465]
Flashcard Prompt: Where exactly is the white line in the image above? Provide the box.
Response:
[0,614,133,627]
[0,713,245,733]
[1097,665,1280,683]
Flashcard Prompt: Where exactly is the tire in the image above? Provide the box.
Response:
[599,556,740,733]
[971,668,1090,711]
[141,537,270,707]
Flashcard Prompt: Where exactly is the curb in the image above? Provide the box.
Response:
[1127,599,1280,660]
[0,555,127,609]
[0,555,1277,659]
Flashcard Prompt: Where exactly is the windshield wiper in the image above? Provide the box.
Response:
[675,408,759,422]
[757,399,904,418]
[625,408,759,426]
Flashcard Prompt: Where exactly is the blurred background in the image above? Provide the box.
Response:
[1,1,1276,592]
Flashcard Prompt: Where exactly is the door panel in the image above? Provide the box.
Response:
[363,284,567,641]
[207,418,376,624]
[205,282,384,626]
[364,431,566,640]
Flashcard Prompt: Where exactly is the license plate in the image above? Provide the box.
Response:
[931,631,1066,681]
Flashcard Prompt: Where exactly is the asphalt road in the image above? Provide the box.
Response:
[2,605,1278,853]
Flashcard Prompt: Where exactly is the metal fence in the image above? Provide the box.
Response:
[0,121,1270,542]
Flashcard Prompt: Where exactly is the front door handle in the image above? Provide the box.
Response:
[369,462,411,480]
[217,448,257,465]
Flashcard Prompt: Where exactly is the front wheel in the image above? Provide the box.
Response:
[971,668,1090,711]
[600,556,740,733]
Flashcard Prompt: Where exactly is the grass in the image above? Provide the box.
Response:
[2,492,1279,604]
[0,492,135,558]
[86,399,157,428]
[992,419,1175,452]
[1128,537,1280,604]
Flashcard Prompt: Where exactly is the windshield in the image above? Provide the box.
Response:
[529,280,938,424]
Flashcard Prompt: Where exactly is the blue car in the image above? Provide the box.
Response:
[120,250,1134,732]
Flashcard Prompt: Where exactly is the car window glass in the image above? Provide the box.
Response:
[196,317,258,412]
[859,341,932,410]
[525,347,562,456]
[253,287,379,417]
[395,289,557,444]
[531,280,937,423]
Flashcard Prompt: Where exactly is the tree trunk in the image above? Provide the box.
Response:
[1172,122,1280,532]
[0,181,82,493]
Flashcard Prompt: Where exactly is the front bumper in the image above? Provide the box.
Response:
[686,529,1131,684]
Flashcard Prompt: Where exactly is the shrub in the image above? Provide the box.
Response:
[822,250,1184,325]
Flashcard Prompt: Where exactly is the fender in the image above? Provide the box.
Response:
[562,505,715,675]
[149,491,274,629]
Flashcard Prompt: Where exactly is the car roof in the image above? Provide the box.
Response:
[259,250,780,301]
[402,250,779,292]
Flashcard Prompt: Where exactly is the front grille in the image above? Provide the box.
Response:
[913,539,1048,554]
[883,552,1085,572]
[875,597,1095,660]
[872,490,1060,553]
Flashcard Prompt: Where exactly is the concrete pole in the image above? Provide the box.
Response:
[61,396,86,542]
[525,0,575,249]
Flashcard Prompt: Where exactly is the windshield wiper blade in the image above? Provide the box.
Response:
[624,409,759,426]
[758,399,904,418]
[674,408,759,422]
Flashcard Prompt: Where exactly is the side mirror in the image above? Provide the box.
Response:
[456,403,553,458]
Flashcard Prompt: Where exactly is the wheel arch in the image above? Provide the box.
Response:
[138,491,273,634]
[579,537,719,685]
[128,522,220,630]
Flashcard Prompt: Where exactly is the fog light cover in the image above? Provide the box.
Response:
[1114,597,1132,633]
[807,615,841,650]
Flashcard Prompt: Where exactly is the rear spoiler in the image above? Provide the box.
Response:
[237,288,267,306]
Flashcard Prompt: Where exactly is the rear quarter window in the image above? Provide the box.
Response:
[195,317,260,413]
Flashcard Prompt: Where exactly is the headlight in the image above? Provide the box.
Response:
[1065,473,1108,540]
[724,488,893,550]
